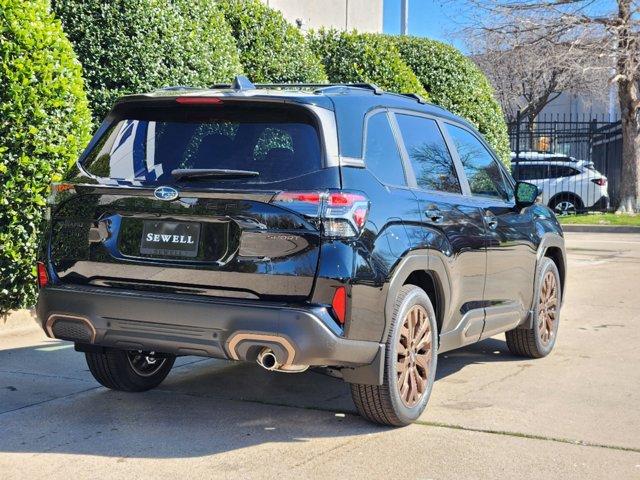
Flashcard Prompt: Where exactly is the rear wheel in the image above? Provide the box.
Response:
[85,348,175,392]
[506,257,561,358]
[549,194,583,215]
[350,284,438,426]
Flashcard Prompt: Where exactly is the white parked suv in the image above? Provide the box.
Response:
[511,152,609,215]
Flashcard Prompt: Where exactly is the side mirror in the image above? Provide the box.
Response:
[515,181,538,208]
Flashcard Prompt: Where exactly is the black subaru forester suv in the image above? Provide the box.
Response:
[37,77,566,426]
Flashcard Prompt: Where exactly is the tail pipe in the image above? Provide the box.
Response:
[226,332,308,373]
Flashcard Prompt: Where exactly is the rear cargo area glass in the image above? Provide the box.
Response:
[82,104,322,185]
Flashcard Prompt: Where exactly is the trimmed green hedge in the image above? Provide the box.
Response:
[218,0,327,82]
[308,29,428,98]
[0,0,92,313]
[391,36,510,163]
[52,0,243,121]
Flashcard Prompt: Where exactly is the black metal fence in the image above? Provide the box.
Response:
[508,113,622,212]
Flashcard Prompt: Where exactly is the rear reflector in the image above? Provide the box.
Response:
[175,97,223,105]
[36,262,49,288]
[331,286,347,324]
[271,190,369,238]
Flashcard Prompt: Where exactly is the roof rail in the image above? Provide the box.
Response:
[400,92,427,104]
[161,85,201,91]
[210,77,384,95]
[258,82,384,95]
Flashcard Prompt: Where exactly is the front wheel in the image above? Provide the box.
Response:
[85,348,175,392]
[506,257,561,358]
[350,284,438,426]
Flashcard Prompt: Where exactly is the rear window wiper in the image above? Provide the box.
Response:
[171,168,260,180]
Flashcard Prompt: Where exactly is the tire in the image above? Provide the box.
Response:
[350,284,438,426]
[85,348,175,392]
[506,257,561,358]
[549,194,583,215]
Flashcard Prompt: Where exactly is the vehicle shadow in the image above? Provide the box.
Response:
[0,335,524,459]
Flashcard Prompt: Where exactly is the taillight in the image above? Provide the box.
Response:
[271,190,369,238]
[331,286,347,324]
[591,178,607,186]
[36,262,49,288]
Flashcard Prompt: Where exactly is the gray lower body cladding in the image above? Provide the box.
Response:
[36,285,381,369]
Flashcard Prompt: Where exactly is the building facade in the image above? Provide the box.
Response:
[261,0,383,33]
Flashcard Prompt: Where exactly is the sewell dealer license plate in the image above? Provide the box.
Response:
[140,220,201,258]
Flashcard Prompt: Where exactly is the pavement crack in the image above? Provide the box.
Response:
[414,420,640,454]
[0,369,93,383]
[0,386,101,416]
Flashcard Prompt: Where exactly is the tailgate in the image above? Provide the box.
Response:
[49,188,321,300]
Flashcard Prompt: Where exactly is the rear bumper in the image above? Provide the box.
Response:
[36,285,381,370]
[588,195,610,211]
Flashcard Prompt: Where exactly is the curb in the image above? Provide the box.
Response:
[561,224,640,234]
[0,308,39,333]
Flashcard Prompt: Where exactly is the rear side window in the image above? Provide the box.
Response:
[364,112,406,186]
[81,104,322,185]
[395,114,461,194]
[515,164,548,180]
[548,165,579,178]
[446,124,511,201]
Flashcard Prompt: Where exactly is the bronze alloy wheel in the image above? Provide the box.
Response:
[127,351,167,377]
[538,271,559,345]
[397,305,433,408]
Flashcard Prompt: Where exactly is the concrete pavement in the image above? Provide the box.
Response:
[1,232,639,479]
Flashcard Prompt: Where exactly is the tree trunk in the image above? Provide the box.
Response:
[616,78,640,212]
[615,0,639,213]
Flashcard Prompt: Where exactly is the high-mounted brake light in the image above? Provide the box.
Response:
[175,97,223,105]
[36,262,49,289]
[271,190,369,238]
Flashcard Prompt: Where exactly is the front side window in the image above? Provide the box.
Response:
[363,112,406,186]
[446,124,512,201]
[395,114,461,194]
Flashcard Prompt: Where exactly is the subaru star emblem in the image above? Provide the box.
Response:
[154,186,179,201]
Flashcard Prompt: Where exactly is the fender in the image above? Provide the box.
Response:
[382,250,452,343]
[518,232,566,329]
[342,250,451,387]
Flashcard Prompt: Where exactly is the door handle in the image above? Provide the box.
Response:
[425,208,444,224]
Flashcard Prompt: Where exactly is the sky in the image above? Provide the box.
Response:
[383,0,467,51]
[382,0,619,53]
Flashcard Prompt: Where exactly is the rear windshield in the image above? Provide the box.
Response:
[81,103,322,185]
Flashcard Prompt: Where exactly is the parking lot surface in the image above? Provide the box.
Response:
[1,232,639,479]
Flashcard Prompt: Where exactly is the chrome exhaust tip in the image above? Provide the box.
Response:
[256,347,309,373]
[257,348,280,371]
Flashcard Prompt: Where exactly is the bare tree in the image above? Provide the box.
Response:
[458,0,639,212]
[471,30,607,124]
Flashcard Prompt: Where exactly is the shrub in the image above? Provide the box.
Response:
[308,29,428,98]
[52,0,243,121]
[0,0,92,313]
[218,0,326,82]
[391,36,510,164]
